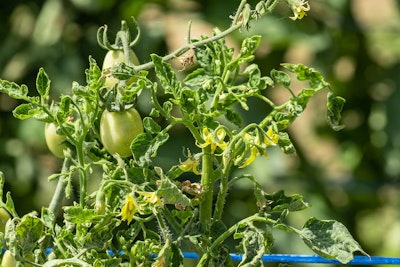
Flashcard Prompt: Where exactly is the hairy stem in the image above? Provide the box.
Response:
[199,145,214,226]
[49,153,73,217]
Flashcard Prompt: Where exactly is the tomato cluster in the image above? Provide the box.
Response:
[44,49,143,158]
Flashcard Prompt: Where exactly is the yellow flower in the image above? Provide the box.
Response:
[179,157,200,175]
[239,127,279,168]
[120,194,137,225]
[196,127,228,153]
[263,127,280,147]
[239,146,259,168]
[137,191,163,207]
[287,0,310,20]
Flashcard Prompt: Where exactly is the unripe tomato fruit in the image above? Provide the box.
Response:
[100,108,144,157]
[1,250,17,267]
[45,123,67,158]
[0,208,11,233]
[102,49,140,88]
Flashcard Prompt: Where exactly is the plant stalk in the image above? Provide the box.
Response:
[49,154,73,217]
[199,145,214,226]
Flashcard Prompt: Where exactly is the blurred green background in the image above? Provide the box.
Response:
[1,0,399,265]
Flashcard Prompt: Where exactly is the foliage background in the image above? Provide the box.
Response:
[0,0,399,265]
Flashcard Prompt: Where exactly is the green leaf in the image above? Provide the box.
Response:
[15,213,44,255]
[239,35,261,61]
[59,95,73,118]
[110,62,137,80]
[64,206,100,224]
[154,241,183,267]
[277,132,296,154]
[194,33,233,76]
[180,88,198,115]
[162,100,173,114]
[12,103,41,120]
[300,217,368,264]
[86,56,102,90]
[281,63,328,88]
[296,88,317,108]
[0,80,30,100]
[156,178,191,208]
[130,133,152,163]
[274,112,291,130]
[183,68,206,83]
[235,225,273,267]
[121,76,148,103]
[143,117,161,134]
[151,54,182,97]
[36,68,50,98]
[242,64,261,87]
[270,69,291,87]
[130,133,169,164]
[326,91,346,131]
[264,190,309,213]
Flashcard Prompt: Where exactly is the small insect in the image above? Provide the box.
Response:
[178,47,196,70]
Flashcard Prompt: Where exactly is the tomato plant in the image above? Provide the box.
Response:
[100,107,144,157]
[0,0,367,266]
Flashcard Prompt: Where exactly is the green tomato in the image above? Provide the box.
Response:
[0,208,11,233]
[102,49,140,88]
[1,250,17,267]
[100,108,144,157]
[45,123,67,158]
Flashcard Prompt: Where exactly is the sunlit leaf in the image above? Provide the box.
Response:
[15,213,44,255]
[12,103,40,120]
[0,80,30,101]
[281,63,328,88]
[86,56,102,89]
[156,178,191,208]
[239,35,261,62]
[264,190,309,213]
[235,225,273,267]
[36,68,50,99]
[300,217,368,264]
[151,54,182,97]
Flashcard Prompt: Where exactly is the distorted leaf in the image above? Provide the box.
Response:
[327,92,345,131]
[300,217,368,264]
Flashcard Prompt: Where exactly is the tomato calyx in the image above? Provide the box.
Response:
[97,18,141,51]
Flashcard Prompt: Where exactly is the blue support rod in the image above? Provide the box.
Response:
[181,253,400,265]
[7,249,400,265]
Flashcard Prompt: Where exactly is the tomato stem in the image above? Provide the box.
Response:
[48,155,73,217]
[199,145,214,227]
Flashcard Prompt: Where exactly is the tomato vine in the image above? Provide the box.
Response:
[0,0,366,266]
